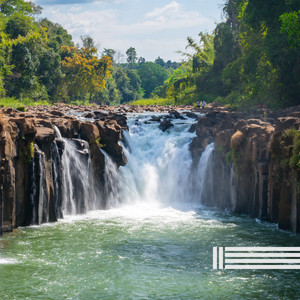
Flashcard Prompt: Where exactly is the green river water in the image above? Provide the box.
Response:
[1,114,300,299]
[1,205,300,299]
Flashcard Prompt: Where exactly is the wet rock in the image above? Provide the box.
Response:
[188,123,197,133]
[159,119,174,132]
[149,116,162,122]
[184,112,199,120]
[169,110,185,120]
[83,112,95,119]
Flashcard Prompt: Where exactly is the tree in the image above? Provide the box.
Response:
[280,10,300,49]
[155,56,165,67]
[126,47,137,66]
[39,18,73,53]
[81,35,95,49]
[0,0,34,16]
[61,44,112,101]
[114,67,142,103]
[137,62,169,98]
[138,56,145,64]
[103,48,116,63]
[3,12,49,99]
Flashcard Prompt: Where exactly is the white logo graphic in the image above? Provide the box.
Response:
[213,247,300,270]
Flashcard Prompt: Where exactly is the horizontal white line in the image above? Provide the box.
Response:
[225,247,300,252]
[225,265,300,270]
[225,253,300,258]
[225,259,300,264]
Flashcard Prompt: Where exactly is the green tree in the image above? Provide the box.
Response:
[280,10,300,49]
[126,47,137,66]
[0,0,35,16]
[155,56,165,67]
[61,43,112,101]
[137,62,169,98]
[3,13,48,99]
[103,48,116,63]
[114,67,142,103]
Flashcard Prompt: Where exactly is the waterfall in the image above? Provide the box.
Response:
[53,126,99,215]
[196,143,215,205]
[101,149,122,209]
[112,114,213,208]
[27,113,216,224]
[29,145,48,225]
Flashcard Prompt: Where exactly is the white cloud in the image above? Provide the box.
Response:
[146,1,179,18]
[39,1,219,61]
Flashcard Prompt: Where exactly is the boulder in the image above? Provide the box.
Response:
[80,123,100,144]
[159,119,174,132]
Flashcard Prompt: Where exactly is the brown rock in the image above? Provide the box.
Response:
[80,123,100,144]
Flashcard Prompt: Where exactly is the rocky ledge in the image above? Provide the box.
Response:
[190,105,300,232]
[0,105,128,234]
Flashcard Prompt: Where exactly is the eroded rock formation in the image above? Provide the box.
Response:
[0,106,127,234]
[190,106,300,232]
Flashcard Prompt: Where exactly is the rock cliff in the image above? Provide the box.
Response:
[0,105,127,235]
[190,105,300,232]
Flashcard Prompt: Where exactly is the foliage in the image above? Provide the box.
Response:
[61,40,112,101]
[280,10,300,49]
[130,97,175,106]
[137,62,169,98]
[282,128,300,169]
[0,97,50,107]
[126,47,137,66]
[151,0,299,108]
[95,137,105,148]
[114,67,142,103]
[153,32,215,105]
[0,0,297,108]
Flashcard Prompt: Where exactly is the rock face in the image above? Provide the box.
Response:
[190,106,300,232]
[0,106,127,235]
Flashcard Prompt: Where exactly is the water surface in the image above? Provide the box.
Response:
[1,113,300,299]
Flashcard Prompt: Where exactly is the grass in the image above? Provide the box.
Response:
[130,97,175,106]
[0,97,51,108]
[69,100,97,106]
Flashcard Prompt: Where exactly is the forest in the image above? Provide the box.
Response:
[0,0,299,109]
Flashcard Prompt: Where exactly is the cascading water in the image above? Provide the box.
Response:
[196,142,215,205]
[53,126,100,215]
[101,149,122,208]
[113,113,211,207]
[29,145,48,225]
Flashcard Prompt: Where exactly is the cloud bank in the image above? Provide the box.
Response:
[36,0,221,61]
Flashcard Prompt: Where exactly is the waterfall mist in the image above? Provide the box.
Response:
[45,115,215,219]
[110,114,214,208]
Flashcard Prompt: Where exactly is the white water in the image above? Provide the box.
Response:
[54,126,99,215]
[112,113,212,208]
[196,142,215,204]
[53,114,214,215]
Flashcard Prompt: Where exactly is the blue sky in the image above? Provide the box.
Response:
[34,0,224,62]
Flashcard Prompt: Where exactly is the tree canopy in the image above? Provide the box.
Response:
[0,0,298,108]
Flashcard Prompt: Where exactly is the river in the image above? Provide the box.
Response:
[0,113,300,299]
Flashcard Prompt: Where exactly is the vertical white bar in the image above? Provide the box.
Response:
[213,247,218,269]
[219,247,223,269]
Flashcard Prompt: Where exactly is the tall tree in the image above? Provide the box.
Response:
[61,43,112,101]
[126,47,137,66]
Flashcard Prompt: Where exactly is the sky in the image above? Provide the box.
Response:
[34,0,225,62]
